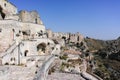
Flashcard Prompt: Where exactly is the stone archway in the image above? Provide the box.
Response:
[37,43,46,55]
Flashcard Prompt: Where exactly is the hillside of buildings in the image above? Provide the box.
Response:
[0,0,103,80]
[0,0,119,80]
[47,33,120,80]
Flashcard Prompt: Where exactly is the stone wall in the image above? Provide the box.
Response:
[69,32,84,43]
[0,20,46,52]
[21,38,55,56]
[19,10,43,25]
[21,22,46,37]
[1,38,55,65]
[52,32,84,44]
[0,20,21,52]
[53,32,69,39]
[1,42,21,65]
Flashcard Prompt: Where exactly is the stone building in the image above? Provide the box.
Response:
[0,0,18,20]
[46,30,84,44]
[53,32,69,39]
[69,32,84,43]
[0,0,55,65]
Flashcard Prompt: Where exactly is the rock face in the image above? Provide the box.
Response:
[91,37,120,57]
[83,37,120,80]
[84,37,120,53]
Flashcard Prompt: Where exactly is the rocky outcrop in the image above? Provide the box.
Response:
[84,37,120,80]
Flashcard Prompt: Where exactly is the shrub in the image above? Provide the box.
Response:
[59,54,68,60]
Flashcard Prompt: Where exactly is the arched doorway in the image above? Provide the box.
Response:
[24,50,28,57]
[35,18,37,24]
[37,43,46,53]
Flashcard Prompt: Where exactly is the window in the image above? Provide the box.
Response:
[10,57,15,61]
[0,28,2,32]
[4,3,6,7]
[47,42,50,45]
[35,18,37,24]
[12,29,15,32]
[24,50,28,57]
[19,30,21,33]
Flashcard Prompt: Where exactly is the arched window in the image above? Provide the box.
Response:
[24,50,28,57]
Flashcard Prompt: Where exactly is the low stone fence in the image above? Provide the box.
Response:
[33,55,55,80]
[86,71,103,80]
[33,44,61,80]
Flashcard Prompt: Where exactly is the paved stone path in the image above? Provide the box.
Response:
[47,72,85,80]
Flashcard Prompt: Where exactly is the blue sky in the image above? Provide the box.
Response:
[9,0,120,40]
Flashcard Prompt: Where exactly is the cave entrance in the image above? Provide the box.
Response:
[0,6,6,19]
[37,43,46,53]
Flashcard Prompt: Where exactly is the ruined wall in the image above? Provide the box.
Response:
[52,32,84,43]
[69,32,84,43]
[46,29,53,38]
[19,10,43,25]
[53,32,69,39]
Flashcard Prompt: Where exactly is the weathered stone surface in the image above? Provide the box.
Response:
[19,10,43,25]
